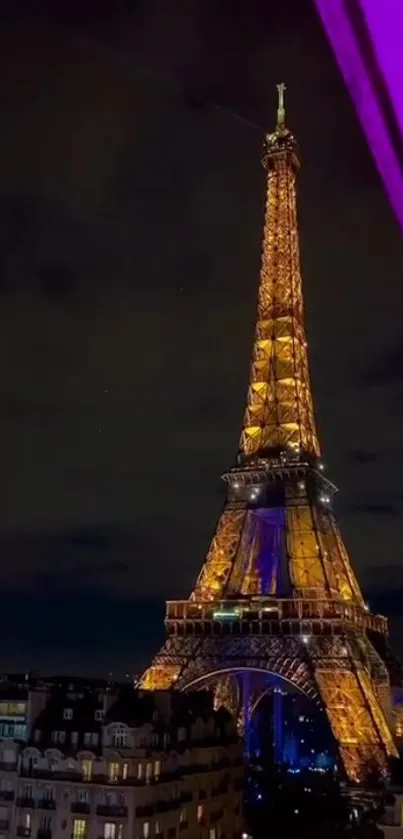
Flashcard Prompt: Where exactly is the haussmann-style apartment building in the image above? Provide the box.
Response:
[0,675,243,839]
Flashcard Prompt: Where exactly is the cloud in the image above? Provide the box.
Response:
[344,502,400,517]
[345,448,379,465]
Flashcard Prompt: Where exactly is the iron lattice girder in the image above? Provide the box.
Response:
[140,108,398,783]
[165,597,387,635]
[239,141,320,460]
[140,631,397,781]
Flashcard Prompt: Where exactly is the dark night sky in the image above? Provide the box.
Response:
[0,0,403,675]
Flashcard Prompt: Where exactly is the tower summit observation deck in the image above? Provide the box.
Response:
[140,85,399,782]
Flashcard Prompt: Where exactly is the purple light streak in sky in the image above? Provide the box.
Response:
[313,0,403,234]
[360,1,403,138]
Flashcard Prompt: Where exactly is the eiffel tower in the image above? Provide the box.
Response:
[140,85,398,782]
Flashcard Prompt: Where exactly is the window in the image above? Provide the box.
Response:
[137,763,143,780]
[179,809,187,824]
[155,822,162,837]
[52,731,66,744]
[34,730,41,742]
[122,763,128,781]
[0,702,26,716]
[0,722,26,740]
[154,761,161,780]
[108,763,120,783]
[91,733,99,746]
[77,789,89,803]
[95,710,104,721]
[143,824,150,839]
[145,763,152,782]
[43,786,54,801]
[197,805,204,824]
[22,813,31,830]
[71,732,79,745]
[63,709,73,720]
[84,733,92,746]
[104,825,119,839]
[177,727,186,742]
[49,757,59,772]
[0,780,12,792]
[209,831,216,839]
[40,816,52,831]
[81,760,93,782]
[112,727,127,749]
[23,784,32,799]
[72,820,87,839]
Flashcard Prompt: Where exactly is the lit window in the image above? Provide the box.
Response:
[0,702,26,716]
[104,824,116,839]
[72,819,86,839]
[154,760,161,780]
[143,823,150,839]
[137,763,143,780]
[145,762,152,782]
[63,709,73,720]
[155,822,161,836]
[179,809,187,823]
[108,763,120,783]
[23,813,31,830]
[209,830,216,839]
[197,805,204,823]
[81,760,93,782]
[122,763,128,781]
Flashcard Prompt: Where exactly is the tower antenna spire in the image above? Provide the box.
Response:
[276,81,286,130]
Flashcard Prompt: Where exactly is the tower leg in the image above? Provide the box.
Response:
[273,686,283,763]
[239,671,252,760]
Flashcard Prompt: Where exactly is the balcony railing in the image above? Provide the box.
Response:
[135,804,154,818]
[17,828,31,837]
[17,798,36,808]
[210,808,224,824]
[96,805,128,818]
[0,761,18,772]
[156,799,180,814]
[37,800,56,811]
[0,820,9,830]
[165,597,388,635]
[0,789,14,801]
[37,830,52,839]
[71,802,90,814]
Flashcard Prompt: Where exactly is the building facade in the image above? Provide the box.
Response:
[0,677,243,839]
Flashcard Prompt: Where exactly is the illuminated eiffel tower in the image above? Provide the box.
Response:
[140,85,398,781]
